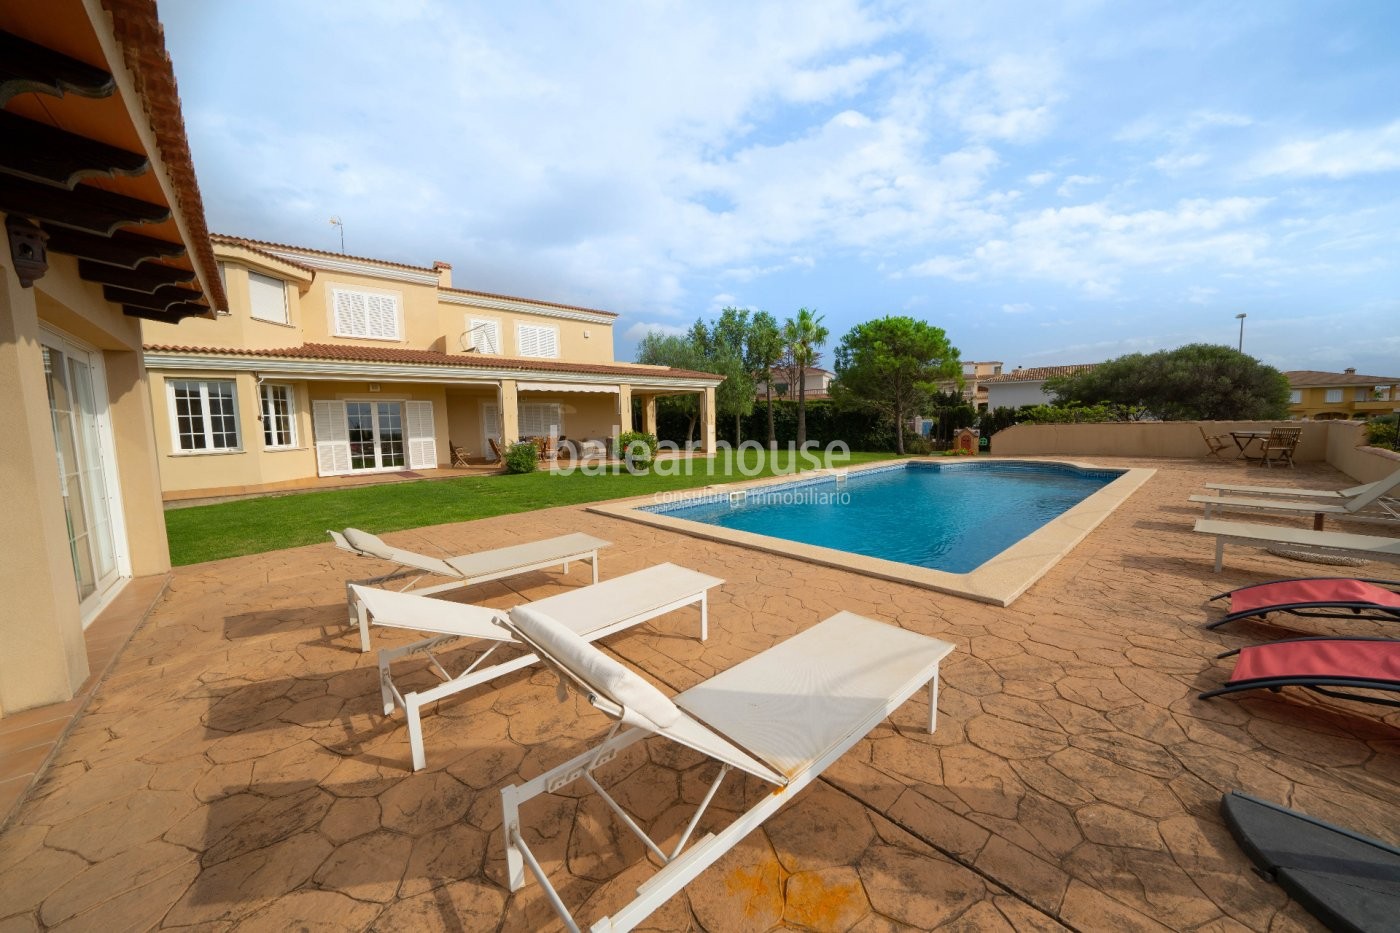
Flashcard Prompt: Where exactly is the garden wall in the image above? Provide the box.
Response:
[991,419,1398,482]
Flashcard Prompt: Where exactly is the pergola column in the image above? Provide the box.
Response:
[700,385,717,452]
[617,384,633,434]
[641,395,657,436]
[498,379,519,444]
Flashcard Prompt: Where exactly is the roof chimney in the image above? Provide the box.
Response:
[1344,367,1356,375]
[433,261,452,289]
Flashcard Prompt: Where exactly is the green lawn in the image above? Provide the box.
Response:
[166,450,901,566]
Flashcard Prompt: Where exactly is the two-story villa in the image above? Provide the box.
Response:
[139,236,723,499]
[1284,369,1400,421]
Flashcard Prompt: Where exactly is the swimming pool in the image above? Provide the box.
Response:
[591,459,1154,606]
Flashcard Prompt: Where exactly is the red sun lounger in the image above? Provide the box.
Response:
[1206,577,1400,630]
[1199,636,1400,708]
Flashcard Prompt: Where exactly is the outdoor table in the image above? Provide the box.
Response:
[1230,431,1270,460]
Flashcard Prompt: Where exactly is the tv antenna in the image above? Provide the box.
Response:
[329,216,345,253]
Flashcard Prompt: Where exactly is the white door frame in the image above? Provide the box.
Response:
[39,326,131,626]
[344,398,408,473]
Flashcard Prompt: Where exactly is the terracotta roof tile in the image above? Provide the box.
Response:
[1285,370,1400,387]
[104,0,226,311]
[210,234,437,274]
[440,286,618,317]
[981,364,1097,384]
[143,342,723,382]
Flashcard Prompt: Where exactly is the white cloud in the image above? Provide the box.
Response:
[1025,171,1055,186]
[1151,151,1208,174]
[1056,174,1100,197]
[938,53,1063,143]
[623,321,689,343]
[1185,286,1217,304]
[1248,120,1400,179]
[1001,302,1034,313]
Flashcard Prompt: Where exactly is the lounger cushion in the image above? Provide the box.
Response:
[510,604,681,727]
[1231,579,1400,616]
[344,528,394,560]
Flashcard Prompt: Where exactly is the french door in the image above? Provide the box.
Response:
[346,401,406,471]
[40,329,127,622]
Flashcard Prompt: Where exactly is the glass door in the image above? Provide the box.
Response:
[345,401,406,472]
[41,332,124,620]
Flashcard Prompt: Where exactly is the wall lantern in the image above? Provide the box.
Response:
[6,216,49,288]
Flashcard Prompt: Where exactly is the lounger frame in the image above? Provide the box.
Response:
[1199,636,1400,709]
[1205,577,1400,629]
[497,612,951,933]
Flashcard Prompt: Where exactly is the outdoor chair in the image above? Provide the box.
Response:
[1189,470,1400,530]
[496,607,955,932]
[488,436,505,464]
[351,563,721,770]
[1194,518,1400,572]
[1260,425,1303,468]
[1221,791,1400,933]
[1199,425,1233,459]
[1205,576,1400,629]
[1204,465,1400,502]
[449,439,471,467]
[328,528,610,644]
[1199,636,1400,709]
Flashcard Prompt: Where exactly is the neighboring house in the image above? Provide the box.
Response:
[935,360,1003,410]
[982,364,1097,409]
[1284,369,1400,421]
[755,367,833,400]
[139,236,723,498]
[1,0,225,713]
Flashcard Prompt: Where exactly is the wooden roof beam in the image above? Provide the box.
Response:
[0,30,116,106]
[0,112,149,188]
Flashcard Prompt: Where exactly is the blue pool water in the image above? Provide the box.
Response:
[644,461,1123,574]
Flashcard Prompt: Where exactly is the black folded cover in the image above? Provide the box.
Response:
[1222,791,1400,933]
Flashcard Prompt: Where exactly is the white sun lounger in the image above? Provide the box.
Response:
[1204,465,1400,502]
[1190,477,1399,529]
[329,528,610,645]
[497,607,955,932]
[1195,518,1400,572]
[352,563,721,770]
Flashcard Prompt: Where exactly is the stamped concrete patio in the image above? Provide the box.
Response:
[1,457,1396,931]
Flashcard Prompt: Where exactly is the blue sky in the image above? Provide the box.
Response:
[161,0,1400,375]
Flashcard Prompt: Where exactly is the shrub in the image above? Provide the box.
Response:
[903,434,933,455]
[614,431,658,470]
[504,441,538,474]
[1365,414,1397,451]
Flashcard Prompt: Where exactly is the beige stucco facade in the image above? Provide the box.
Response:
[140,238,723,497]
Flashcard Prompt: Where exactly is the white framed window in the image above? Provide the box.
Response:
[518,402,562,437]
[1288,389,1301,404]
[517,323,559,358]
[332,287,401,339]
[168,379,240,451]
[248,271,290,324]
[1324,388,1343,403]
[260,384,296,448]
[466,317,501,353]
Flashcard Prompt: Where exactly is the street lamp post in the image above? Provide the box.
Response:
[1235,313,1247,352]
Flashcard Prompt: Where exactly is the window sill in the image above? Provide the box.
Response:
[331,334,406,342]
[263,445,306,453]
[250,317,297,329]
[169,448,245,457]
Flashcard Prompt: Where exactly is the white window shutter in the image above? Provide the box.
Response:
[541,328,558,358]
[482,403,500,449]
[518,324,558,358]
[333,290,363,336]
[468,318,500,353]
[313,400,351,475]
[367,294,399,338]
[406,401,437,469]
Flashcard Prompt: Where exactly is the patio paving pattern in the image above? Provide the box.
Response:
[1,457,1396,931]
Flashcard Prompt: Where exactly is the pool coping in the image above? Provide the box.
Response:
[587,457,1156,607]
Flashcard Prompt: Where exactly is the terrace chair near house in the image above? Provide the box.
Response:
[1204,464,1400,502]
[1220,791,1400,933]
[1194,519,1400,572]
[1206,577,1400,629]
[1189,471,1400,530]
[327,528,610,645]
[496,607,956,932]
[1260,425,1303,468]
[449,439,471,467]
[1199,636,1400,709]
[351,562,721,770]
[1199,425,1233,460]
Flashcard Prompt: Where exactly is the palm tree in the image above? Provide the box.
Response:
[748,311,784,448]
[782,307,828,446]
